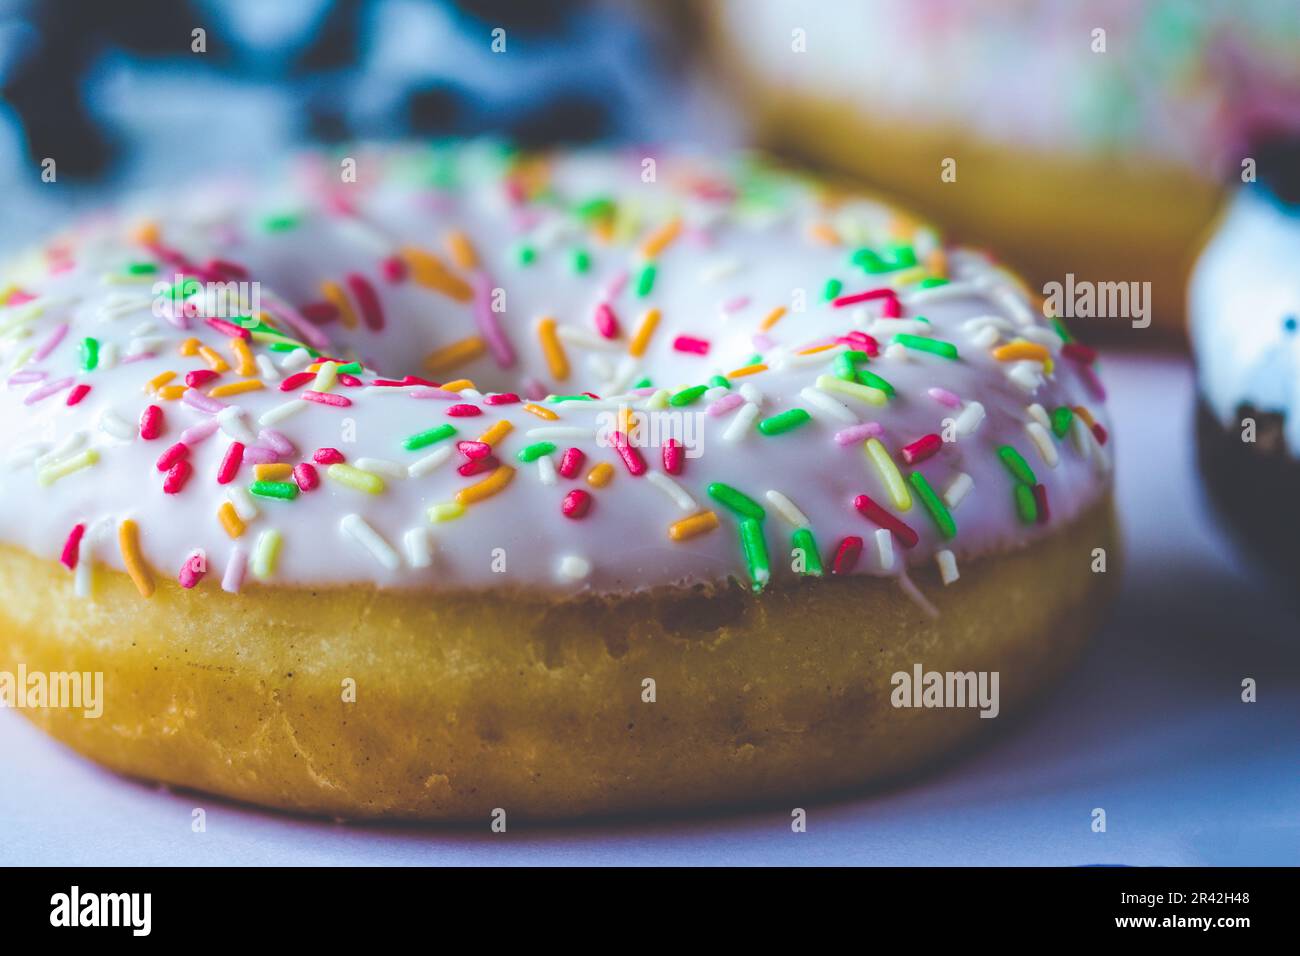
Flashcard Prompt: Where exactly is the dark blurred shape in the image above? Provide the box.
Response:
[1249,130,1300,207]
[406,82,466,136]
[292,0,364,74]
[508,92,611,147]
[449,0,585,35]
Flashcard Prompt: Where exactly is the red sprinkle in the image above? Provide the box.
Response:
[300,302,339,325]
[60,523,85,570]
[177,552,206,589]
[594,303,620,339]
[139,404,164,440]
[558,446,585,479]
[881,295,903,319]
[346,272,385,332]
[66,383,91,406]
[831,287,896,309]
[302,390,352,407]
[279,371,315,392]
[900,433,942,465]
[205,258,249,280]
[186,369,220,388]
[163,460,193,494]
[484,392,521,405]
[458,455,498,477]
[1062,343,1097,364]
[205,317,250,339]
[293,462,319,492]
[1091,423,1108,446]
[155,441,189,472]
[837,330,881,356]
[831,535,864,574]
[314,447,345,465]
[401,375,441,387]
[561,489,592,519]
[380,255,408,283]
[613,431,647,476]
[446,403,481,417]
[853,493,920,548]
[663,438,684,475]
[672,335,710,356]
[217,441,244,484]
[457,440,493,460]
[338,373,363,388]
[1033,483,1050,524]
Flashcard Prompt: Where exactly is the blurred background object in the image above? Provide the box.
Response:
[689,0,1300,341]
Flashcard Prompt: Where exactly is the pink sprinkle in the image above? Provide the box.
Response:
[380,256,407,283]
[706,393,745,417]
[473,272,516,369]
[522,377,548,401]
[182,390,226,414]
[180,417,221,445]
[66,383,91,406]
[751,333,775,351]
[222,548,247,593]
[446,403,481,417]
[120,352,156,365]
[9,370,46,386]
[459,455,498,477]
[24,376,73,405]
[163,460,193,494]
[558,446,585,479]
[156,441,189,472]
[901,433,942,465]
[409,387,462,401]
[346,272,385,332]
[832,287,895,308]
[673,335,710,355]
[185,369,220,388]
[604,270,629,300]
[314,447,345,465]
[881,296,903,319]
[278,371,314,392]
[217,441,244,484]
[594,303,620,339]
[293,462,319,491]
[663,438,684,475]
[242,445,279,465]
[561,488,592,519]
[338,373,362,387]
[60,524,85,570]
[302,390,352,407]
[205,317,250,340]
[613,431,647,476]
[205,258,249,280]
[484,392,520,405]
[33,323,69,362]
[838,331,881,356]
[721,295,751,313]
[402,375,440,387]
[457,440,492,461]
[178,552,206,589]
[258,428,296,457]
[4,289,36,306]
[139,404,164,440]
[300,302,339,325]
[834,422,884,446]
[927,387,962,408]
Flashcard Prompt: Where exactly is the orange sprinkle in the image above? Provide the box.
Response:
[759,306,787,332]
[231,337,256,376]
[993,341,1050,364]
[254,463,293,481]
[1072,406,1097,427]
[536,316,569,381]
[628,308,661,358]
[321,279,358,330]
[441,378,475,392]
[586,462,614,487]
[179,337,200,356]
[618,405,637,441]
[523,402,558,421]
[424,336,486,373]
[218,501,246,539]
[446,230,479,270]
[131,221,160,245]
[669,510,720,542]
[925,249,948,279]
[118,519,154,598]
[455,464,515,505]
[402,247,474,302]
[157,384,188,401]
[640,217,682,259]
[208,379,264,398]
[198,345,230,372]
[727,363,768,379]
[808,222,839,245]
[796,343,838,356]
[146,371,176,393]
[478,419,514,446]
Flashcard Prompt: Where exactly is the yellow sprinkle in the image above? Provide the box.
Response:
[808,222,839,246]
[118,519,154,598]
[478,419,513,446]
[865,438,912,512]
[523,402,558,421]
[759,306,787,332]
[146,370,176,393]
[251,528,282,580]
[157,384,188,401]
[37,448,99,486]
[727,363,768,379]
[327,463,386,495]
[208,379,264,398]
[446,230,479,270]
[455,464,515,505]
[321,279,358,329]
[669,510,720,541]
[254,463,293,481]
[402,247,474,302]
[537,315,569,381]
[427,500,466,522]
[993,341,1050,364]
[891,266,926,286]
[628,308,660,358]
[217,501,245,539]
[441,379,475,392]
[796,343,838,356]
[198,345,230,372]
[424,336,486,374]
[586,462,614,487]
[179,337,200,356]
[815,373,887,406]
[618,405,637,440]
[132,221,160,245]
[640,217,682,259]
[231,336,256,376]
[312,360,338,393]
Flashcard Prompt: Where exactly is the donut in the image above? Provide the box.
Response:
[1191,133,1300,575]
[0,143,1117,820]
[693,0,1300,337]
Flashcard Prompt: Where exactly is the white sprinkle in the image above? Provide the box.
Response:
[703,385,729,402]
[883,343,907,362]
[126,335,165,356]
[340,513,400,571]
[8,442,48,469]
[35,432,87,468]
[1026,403,1051,430]
[953,401,985,437]
[557,555,591,580]
[217,406,256,444]
[557,325,620,351]
[994,286,1037,326]
[1018,326,1059,347]
[944,472,974,510]
[902,280,980,305]
[936,549,959,585]
[723,401,760,442]
[403,527,433,569]
[354,457,406,480]
[279,347,314,371]
[537,453,557,486]
[222,546,247,593]
[255,354,281,381]
[408,446,454,478]
[799,386,858,424]
[960,314,1014,335]
[969,325,1001,349]
[97,341,118,370]
[874,528,895,571]
[699,258,741,283]
[738,382,763,406]
[525,426,597,440]
[459,388,484,401]
[226,486,259,522]
[868,318,931,337]
[258,399,307,426]
[765,489,809,528]
[1006,362,1043,392]
[644,388,671,410]
[1025,422,1059,467]
[646,471,696,511]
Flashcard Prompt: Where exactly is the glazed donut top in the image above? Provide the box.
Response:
[0,143,1111,598]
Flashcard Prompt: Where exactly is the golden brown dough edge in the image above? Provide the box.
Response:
[0,495,1118,822]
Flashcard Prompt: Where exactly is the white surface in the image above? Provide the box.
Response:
[2,351,1298,866]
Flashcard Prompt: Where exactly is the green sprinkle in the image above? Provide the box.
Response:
[575,196,615,221]
[636,263,657,297]
[250,480,299,501]
[79,337,99,371]
[856,368,895,396]
[337,361,363,375]
[792,527,824,576]
[823,278,843,301]
[1050,406,1074,438]
[402,423,458,451]
[758,408,811,436]
[833,349,868,380]
[550,394,593,403]
[997,445,1037,486]
[632,376,652,389]
[884,243,917,269]
[669,385,708,407]
[909,472,957,539]
[262,213,300,232]
[125,261,157,275]
[517,441,556,463]
[745,353,763,366]
[918,276,949,289]
[707,374,730,389]
[894,333,959,360]
[1051,316,1074,343]
[571,249,591,274]
[739,518,770,592]
[851,248,886,273]
[267,341,319,357]
[1014,483,1038,524]
[707,482,765,520]
[516,245,537,266]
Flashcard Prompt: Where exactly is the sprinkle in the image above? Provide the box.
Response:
[60,523,86,570]
[557,554,591,580]
[222,547,247,592]
[231,337,256,376]
[1025,421,1059,467]
[446,230,479,270]
[408,446,453,478]
[759,306,787,332]
[669,384,708,407]
[765,490,809,528]
[311,361,339,393]
[1050,405,1074,438]
[403,423,458,451]
[832,287,897,308]
[478,419,514,445]
[647,471,696,511]
[1062,342,1097,364]
[217,407,256,444]
[403,248,475,301]
[537,316,569,381]
[928,387,962,408]
[424,335,487,373]
[1033,483,1050,523]
[640,217,682,258]
[345,274,384,331]
[404,527,433,568]
[427,501,466,522]
[456,464,515,504]
[249,479,297,501]
[707,392,746,417]
[138,405,164,440]
[673,335,710,355]
[739,518,770,590]
[864,438,911,511]
[1014,483,1038,524]
[707,481,764,520]
[758,408,811,436]
[258,400,307,426]
[562,488,592,519]
[155,441,188,472]
[854,493,919,548]
[728,363,767,379]
[791,527,824,575]
[594,302,620,339]
[855,368,896,396]
[586,462,614,487]
[944,473,973,509]
[612,431,647,475]
[997,445,1037,485]
[178,551,206,589]
[217,500,245,539]
[523,402,558,421]
[900,433,942,465]
[800,387,858,425]
[823,278,843,301]
[79,337,99,371]
[831,535,863,574]
[327,463,385,495]
[197,345,230,372]
[909,472,957,538]
[34,323,69,362]
[936,549,959,585]
[313,447,345,465]
[668,510,719,541]
[208,379,263,399]
[874,528,895,570]
[815,374,887,406]
[953,401,986,437]
[662,439,683,475]
[339,513,400,570]
[37,449,99,486]
[302,389,351,408]
[226,486,258,522]
[993,341,1049,363]
[251,529,282,579]
[635,263,657,297]
[253,463,293,481]
[484,392,520,406]
[559,446,586,478]
[895,333,958,359]
[517,441,555,463]
[722,401,760,442]
[628,308,660,357]
[117,519,154,597]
